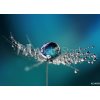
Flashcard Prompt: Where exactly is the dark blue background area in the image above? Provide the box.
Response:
[0,14,100,86]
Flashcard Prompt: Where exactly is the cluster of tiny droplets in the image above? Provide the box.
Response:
[54,46,96,65]
[49,46,97,73]
[72,46,96,64]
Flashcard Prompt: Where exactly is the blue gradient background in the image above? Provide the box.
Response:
[0,14,100,86]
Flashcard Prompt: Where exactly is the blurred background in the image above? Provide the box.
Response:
[0,14,100,86]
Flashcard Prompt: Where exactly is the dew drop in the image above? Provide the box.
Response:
[74,70,78,74]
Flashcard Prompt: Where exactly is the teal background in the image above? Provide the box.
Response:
[0,14,100,86]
